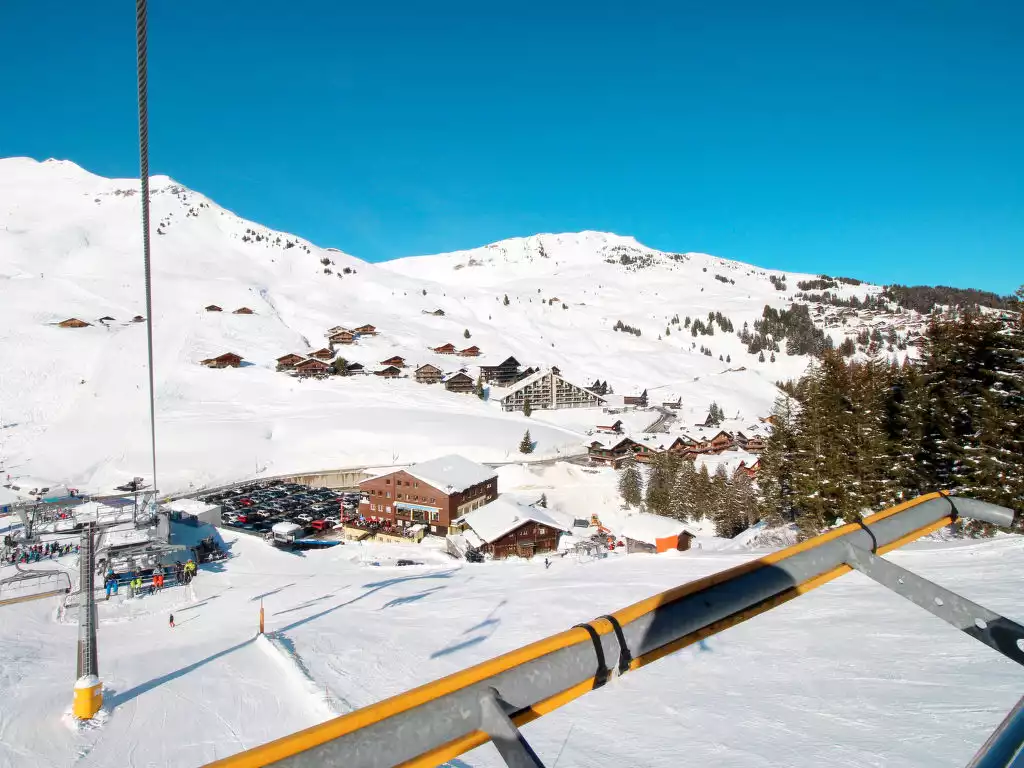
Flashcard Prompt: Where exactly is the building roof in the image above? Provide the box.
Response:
[0,486,26,506]
[404,454,496,494]
[480,356,521,369]
[441,370,472,383]
[693,449,759,477]
[295,358,329,369]
[416,363,443,373]
[165,498,218,516]
[272,521,303,535]
[459,495,569,545]
[619,513,693,546]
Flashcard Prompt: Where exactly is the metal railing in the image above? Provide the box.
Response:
[205,492,1023,768]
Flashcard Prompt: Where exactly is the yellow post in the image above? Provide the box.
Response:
[259,600,264,635]
[72,674,103,720]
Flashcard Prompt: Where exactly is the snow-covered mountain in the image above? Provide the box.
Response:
[0,157,903,493]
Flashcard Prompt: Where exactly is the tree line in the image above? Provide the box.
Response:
[758,309,1024,537]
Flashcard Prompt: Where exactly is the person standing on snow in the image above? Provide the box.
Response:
[169,613,175,629]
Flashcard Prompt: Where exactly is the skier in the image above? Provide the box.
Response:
[153,572,164,592]
[544,557,551,569]
[169,613,175,629]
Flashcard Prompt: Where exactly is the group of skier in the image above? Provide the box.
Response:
[102,558,198,599]
[2,539,77,565]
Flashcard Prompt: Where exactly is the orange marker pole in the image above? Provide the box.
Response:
[259,600,265,635]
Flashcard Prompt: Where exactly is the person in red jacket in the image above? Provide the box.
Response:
[153,572,165,592]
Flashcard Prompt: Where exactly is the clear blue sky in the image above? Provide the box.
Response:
[2,1,1022,293]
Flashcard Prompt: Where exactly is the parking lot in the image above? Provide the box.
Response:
[200,480,363,536]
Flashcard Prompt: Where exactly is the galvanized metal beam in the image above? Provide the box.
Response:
[479,688,546,768]
[843,544,1024,667]
[967,695,1024,768]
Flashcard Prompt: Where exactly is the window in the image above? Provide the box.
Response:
[385,479,391,484]
[429,511,440,522]
[430,497,435,503]
[537,526,547,534]
[386,491,391,498]
[414,482,419,488]
[386,506,391,514]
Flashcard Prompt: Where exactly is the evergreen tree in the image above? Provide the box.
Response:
[463,328,471,339]
[519,430,534,454]
[474,372,486,399]
[731,471,758,529]
[669,459,698,521]
[523,396,532,418]
[644,452,680,516]
[618,457,643,507]
[503,294,510,306]
[538,493,548,508]
[330,356,348,375]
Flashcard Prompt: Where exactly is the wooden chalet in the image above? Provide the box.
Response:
[458,346,481,358]
[275,353,305,371]
[343,362,365,375]
[356,324,378,336]
[201,352,244,369]
[744,435,766,453]
[443,371,474,393]
[479,356,522,385]
[375,365,402,378]
[733,431,749,450]
[232,307,255,315]
[98,316,116,323]
[423,309,446,316]
[326,325,349,335]
[587,437,656,468]
[132,315,146,323]
[414,363,443,384]
[620,515,695,555]
[759,414,778,425]
[432,343,457,355]
[294,358,331,378]
[707,431,735,454]
[662,396,682,410]
[666,436,698,457]
[735,459,760,479]
[310,348,334,361]
[205,305,223,312]
[595,419,623,434]
[624,389,649,408]
[453,496,569,560]
[329,329,356,345]
[58,318,91,328]
[380,355,407,368]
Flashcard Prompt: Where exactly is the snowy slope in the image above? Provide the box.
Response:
[1,522,1021,768]
[1,158,899,493]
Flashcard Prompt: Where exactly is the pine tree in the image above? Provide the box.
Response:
[519,430,534,454]
[331,356,348,375]
[475,372,486,399]
[523,396,532,417]
[669,459,698,521]
[463,328,471,339]
[538,493,548,508]
[503,294,510,306]
[618,457,643,507]
[731,471,758,529]
[761,399,798,528]
[644,452,680,516]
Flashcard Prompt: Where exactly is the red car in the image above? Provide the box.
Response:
[238,498,254,507]
[236,513,250,524]
[311,519,327,532]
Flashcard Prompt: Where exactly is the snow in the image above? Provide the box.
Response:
[459,495,570,545]
[618,512,694,545]
[0,158,911,495]
[400,454,497,494]
[271,521,302,536]
[1,519,1021,768]
[163,499,217,517]
[693,449,760,476]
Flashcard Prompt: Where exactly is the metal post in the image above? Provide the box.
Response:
[966,694,1024,768]
[76,521,98,678]
[479,688,546,768]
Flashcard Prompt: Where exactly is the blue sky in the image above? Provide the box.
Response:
[2,1,1022,293]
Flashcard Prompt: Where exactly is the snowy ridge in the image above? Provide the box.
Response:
[1,157,919,493]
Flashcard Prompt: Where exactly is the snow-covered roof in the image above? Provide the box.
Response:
[441,370,471,383]
[272,521,303,535]
[693,449,758,477]
[618,513,693,546]
[501,368,549,395]
[165,498,219,516]
[460,495,570,545]
[0,486,26,506]
[405,454,496,494]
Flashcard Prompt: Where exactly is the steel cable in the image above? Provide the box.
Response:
[135,0,158,499]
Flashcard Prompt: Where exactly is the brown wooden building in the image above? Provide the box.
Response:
[620,514,695,554]
[453,496,569,560]
[356,324,378,335]
[58,318,91,328]
[432,343,456,355]
[329,330,356,345]
[375,365,402,378]
[479,356,522,385]
[744,435,766,453]
[624,389,649,407]
[380,355,407,368]
[205,305,223,312]
[343,362,365,375]
[233,307,255,315]
[358,454,498,535]
[587,436,656,468]
[201,352,244,369]
[415,363,443,384]
[276,353,305,371]
[443,371,474,393]
[458,346,481,357]
[294,359,330,378]
[310,348,334,361]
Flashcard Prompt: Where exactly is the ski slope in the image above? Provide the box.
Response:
[1,518,1021,768]
[1,157,898,494]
